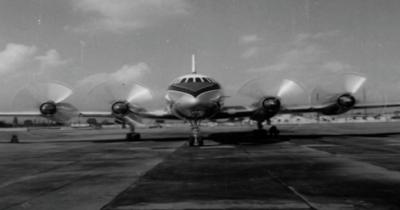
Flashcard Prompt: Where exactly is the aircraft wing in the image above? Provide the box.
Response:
[79,111,113,118]
[213,105,323,119]
[213,101,400,119]
[353,102,400,109]
[213,106,255,119]
[281,102,400,114]
[134,110,179,120]
[0,111,42,117]
[79,109,179,120]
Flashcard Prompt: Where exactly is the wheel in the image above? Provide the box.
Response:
[197,136,204,146]
[10,134,19,143]
[253,129,268,137]
[188,136,195,147]
[269,126,279,136]
[126,133,141,141]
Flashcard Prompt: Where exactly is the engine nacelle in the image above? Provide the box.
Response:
[112,101,130,115]
[320,93,356,115]
[40,101,57,115]
[251,97,281,121]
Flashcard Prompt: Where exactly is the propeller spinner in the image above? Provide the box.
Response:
[238,77,306,118]
[311,73,367,107]
[239,77,306,107]
[86,80,152,116]
[12,82,75,119]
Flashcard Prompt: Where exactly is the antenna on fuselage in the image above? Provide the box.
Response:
[191,54,196,74]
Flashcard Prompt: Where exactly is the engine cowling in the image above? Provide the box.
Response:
[40,102,57,115]
[262,97,281,114]
[252,97,281,121]
[320,93,356,115]
[111,101,130,115]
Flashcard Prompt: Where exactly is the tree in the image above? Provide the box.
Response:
[23,120,34,127]
[86,118,98,126]
[13,117,19,127]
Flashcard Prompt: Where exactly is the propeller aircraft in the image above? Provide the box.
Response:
[1,55,400,147]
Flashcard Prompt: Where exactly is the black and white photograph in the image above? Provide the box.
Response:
[1,0,400,209]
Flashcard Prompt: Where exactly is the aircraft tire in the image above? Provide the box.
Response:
[198,137,204,146]
[188,136,195,147]
[269,126,279,137]
[126,133,141,141]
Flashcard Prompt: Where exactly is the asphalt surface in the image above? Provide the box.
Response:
[1,122,400,210]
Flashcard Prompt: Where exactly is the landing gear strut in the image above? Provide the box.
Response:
[256,120,280,136]
[189,120,203,147]
[126,132,141,141]
[124,116,141,141]
[269,125,279,136]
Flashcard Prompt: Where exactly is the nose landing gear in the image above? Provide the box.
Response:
[189,120,204,147]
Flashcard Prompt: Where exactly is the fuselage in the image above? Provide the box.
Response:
[166,74,224,120]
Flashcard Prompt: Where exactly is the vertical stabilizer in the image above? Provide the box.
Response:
[191,54,196,74]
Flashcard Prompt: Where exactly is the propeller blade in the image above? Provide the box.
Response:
[345,74,367,94]
[127,84,153,104]
[237,78,266,100]
[238,77,306,106]
[12,82,72,111]
[277,79,304,99]
[86,80,152,107]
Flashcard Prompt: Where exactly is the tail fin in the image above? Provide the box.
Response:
[191,54,196,74]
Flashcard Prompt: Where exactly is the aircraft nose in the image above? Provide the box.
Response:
[177,94,200,107]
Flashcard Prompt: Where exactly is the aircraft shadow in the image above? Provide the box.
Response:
[206,130,400,145]
[2,130,400,144]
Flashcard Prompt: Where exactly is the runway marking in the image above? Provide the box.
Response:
[304,144,337,148]
[386,143,400,146]
[199,145,235,149]
[239,145,320,210]
[111,200,312,210]
[267,171,319,210]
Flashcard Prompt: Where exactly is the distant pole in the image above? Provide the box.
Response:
[363,87,367,116]
[80,41,86,65]
[191,54,196,74]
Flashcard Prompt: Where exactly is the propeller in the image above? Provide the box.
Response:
[345,74,367,94]
[311,73,367,106]
[12,82,77,122]
[85,80,152,116]
[238,77,307,131]
[238,77,306,106]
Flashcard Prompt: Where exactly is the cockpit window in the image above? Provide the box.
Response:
[187,78,194,83]
[195,78,202,83]
[205,78,213,83]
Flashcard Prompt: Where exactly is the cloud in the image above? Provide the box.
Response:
[239,34,262,59]
[35,49,69,69]
[293,30,341,46]
[70,0,190,33]
[239,34,262,44]
[244,31,362,92]
[241,47,259,59]
[0,43,37,75]
[76,62,151,88]
[249,31,349,75]
[0,43,70,87]
[74,62,152,109]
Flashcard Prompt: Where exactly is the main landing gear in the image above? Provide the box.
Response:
[188,120,203,147]
[126,132,141,141]
[124,116,141,141]
[256,120,280,136]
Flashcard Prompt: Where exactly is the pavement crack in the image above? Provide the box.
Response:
[239,146,319,210]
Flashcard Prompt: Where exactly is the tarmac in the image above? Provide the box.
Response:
[1,122,400,210]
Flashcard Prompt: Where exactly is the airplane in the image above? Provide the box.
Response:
[2,55,400,146]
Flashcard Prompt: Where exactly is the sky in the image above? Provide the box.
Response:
[1,0,400,111]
